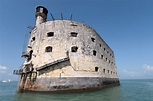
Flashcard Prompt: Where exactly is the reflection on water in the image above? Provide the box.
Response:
[14,86,123,101]
[1,79,153,101]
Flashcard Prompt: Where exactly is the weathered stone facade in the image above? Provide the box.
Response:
[15,6,119,92]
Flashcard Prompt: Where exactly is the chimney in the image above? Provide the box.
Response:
[35,6,48,26]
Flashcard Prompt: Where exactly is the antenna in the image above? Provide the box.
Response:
[61,13,63,20]
[70,14,73,20]
[50,13,55,21]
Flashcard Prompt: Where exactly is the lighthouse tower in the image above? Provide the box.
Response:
[35,6,48,26]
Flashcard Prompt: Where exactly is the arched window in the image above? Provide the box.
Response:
[95,67,99,72]
[93,50,96,56]
[45,46,52,52]
[101,55,103,59]
[71,46,78,52]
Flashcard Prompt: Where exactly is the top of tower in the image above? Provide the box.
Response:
[36,6,48,19]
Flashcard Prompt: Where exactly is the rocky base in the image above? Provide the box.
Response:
[18,77,120,93]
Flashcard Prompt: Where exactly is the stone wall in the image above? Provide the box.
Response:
[26,20,118,79]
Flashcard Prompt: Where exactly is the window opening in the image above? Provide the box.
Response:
[103,69,105,73]
[27,50,33,61]
[71,24,78,26]
[95,67,99,72]
[71,46,78,52]
[47,32,54,37]
[108,70,109,74]
[45,46,52,52]
[101,55,103,59]
[104,48,105,51]
[71,32,78,37]
[91,37,95,42]
[93,50,96,56]
[99,44,101,47]
[32,37,35,41]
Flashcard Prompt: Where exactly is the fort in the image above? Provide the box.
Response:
[14,6,120,92]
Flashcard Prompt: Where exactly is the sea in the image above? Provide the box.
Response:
[0,79,153,101]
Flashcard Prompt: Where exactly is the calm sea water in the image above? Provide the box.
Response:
[0,79,153,101]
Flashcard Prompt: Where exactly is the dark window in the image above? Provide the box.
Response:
[103,69,105,73]
[45,46,52,52]
[91,37,95,42]
[32,37,35,41]
[108,70,109,74]
[71,46,78,52]
[93,50,96,56]
[71,32,78,37]
[47,32,54,37]
[104,48,105,51]
[109,60,110,63]
[99,44,101,47]
[110,54,112,56]
[27,50,33,61]
[106,58,107,61]
[107,51,109,54]
[95,67,99,72]
[101,55,103,59]
[71,24,78,26]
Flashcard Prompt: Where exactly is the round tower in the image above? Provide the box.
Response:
[35,6,48,26]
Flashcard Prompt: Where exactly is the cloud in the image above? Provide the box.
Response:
[122,69,140,77]
[143,64,153,72]
[0,65,7,73]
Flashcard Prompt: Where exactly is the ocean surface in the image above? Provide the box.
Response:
[0,79,153,101]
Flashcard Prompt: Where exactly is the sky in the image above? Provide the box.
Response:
[0,0,153,81]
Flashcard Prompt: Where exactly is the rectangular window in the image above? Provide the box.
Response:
[95,67,99,72]
[71,32,78,37]
[47,32,54,37]
[99,44,101,47]
[93,50,96,56]
[45,46,52,52]
[71,46,78,52]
